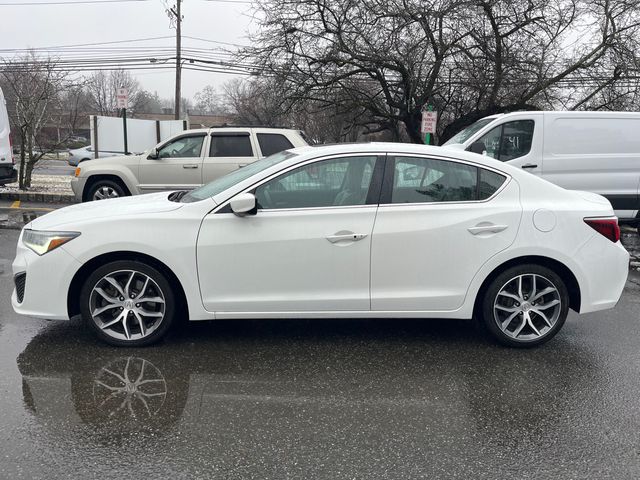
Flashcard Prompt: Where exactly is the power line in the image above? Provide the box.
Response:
[0,0,151,5]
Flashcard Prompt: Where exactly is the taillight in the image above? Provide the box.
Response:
[584,217,620,243]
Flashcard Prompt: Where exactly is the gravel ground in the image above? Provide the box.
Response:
[0,174,73,194]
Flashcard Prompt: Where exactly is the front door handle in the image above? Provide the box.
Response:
[521,163,538,169]
[183,164,199,169]
[326,232,368,243]
[468,224,508,235]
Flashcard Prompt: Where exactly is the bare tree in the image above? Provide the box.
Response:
[86,69,142,115]
[243,0,640,143]
[1,53,82,188]
[193,85,227,115]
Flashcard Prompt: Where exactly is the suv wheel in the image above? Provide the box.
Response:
[87,179,127,201]
[481,264,569,347]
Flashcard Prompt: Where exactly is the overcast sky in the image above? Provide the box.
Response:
[1,0,254,100]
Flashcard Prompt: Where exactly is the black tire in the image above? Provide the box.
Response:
[80,260,176,347]
[481,264,570,348]
[85,178,127,202]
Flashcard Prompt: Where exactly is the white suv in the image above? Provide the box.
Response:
[71,127,308,201]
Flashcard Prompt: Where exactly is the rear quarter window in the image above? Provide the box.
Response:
[479,169,507,199]
[257,133,294,157]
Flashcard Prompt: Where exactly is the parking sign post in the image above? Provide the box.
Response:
[421,105,437,145]
[116,88,129,154]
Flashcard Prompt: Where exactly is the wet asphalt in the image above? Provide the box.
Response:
[2,227,640,480]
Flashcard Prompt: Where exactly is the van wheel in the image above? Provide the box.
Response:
[481,264,569,347]
[86,179,127,201]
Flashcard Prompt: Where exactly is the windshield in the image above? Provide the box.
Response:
[181,150,297,203]
[443,118,494,146]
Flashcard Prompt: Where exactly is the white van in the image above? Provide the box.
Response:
[0,87,17,185]
[443,111,640,224]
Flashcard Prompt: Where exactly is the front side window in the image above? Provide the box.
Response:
[469,120,535,161]
[209,134,253,157]
[257,133,294,157]
[255,156,376,209]
[157,135,205,159]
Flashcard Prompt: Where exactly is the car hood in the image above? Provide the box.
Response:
[30,192,184,230]
[82,153,140,167]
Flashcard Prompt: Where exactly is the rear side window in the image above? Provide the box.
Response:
[257,133,294,157]
[209,134,253,157]
[479,169,507,199]
[390,156,506,203]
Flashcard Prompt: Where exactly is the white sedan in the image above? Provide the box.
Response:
[12,143,629,347]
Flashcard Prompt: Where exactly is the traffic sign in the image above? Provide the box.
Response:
[421,110,437,134]
[116,88,129,109]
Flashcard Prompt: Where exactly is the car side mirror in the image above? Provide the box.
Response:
[230,192,257,216]
[468,141,486,155]
[148,147,159,160]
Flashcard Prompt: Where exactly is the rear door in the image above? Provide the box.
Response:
[202,131,259,183]
[0,88,13,180]
[370,154,522,312]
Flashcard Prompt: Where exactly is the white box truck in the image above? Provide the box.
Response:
[443,111,640,226]
[0,87,17,185]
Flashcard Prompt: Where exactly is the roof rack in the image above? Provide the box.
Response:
[209,124,296,129]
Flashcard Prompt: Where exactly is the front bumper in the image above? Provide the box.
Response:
[0,165,17,185]
[70,177,86,201]
[12,232,82,320]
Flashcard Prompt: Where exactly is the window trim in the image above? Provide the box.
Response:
[213,152,387,214]
[379,154,511,206]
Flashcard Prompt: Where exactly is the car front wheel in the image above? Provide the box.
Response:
[481,264,569,347]
[80,260,176,347]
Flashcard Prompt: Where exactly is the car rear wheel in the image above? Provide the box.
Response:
[87,179,127,201]
[481,264,569,347]
[80,260,176,347]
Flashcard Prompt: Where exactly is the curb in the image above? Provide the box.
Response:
[0,191,77,204]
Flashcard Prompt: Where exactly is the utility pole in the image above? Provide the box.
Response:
[167,1,182,119]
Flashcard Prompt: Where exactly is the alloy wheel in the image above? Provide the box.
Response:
[89,270,166,342]
[493,273,562,341]
[93,186,120,200]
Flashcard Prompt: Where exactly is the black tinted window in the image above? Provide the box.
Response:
[257,133,294,157]
[209,134,253,157]
[392,157,477,203]
[479,169,507,199]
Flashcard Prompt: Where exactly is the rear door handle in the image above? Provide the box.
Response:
[521,164,538,169]
[468,224,508,235]
[238,164,248,169]
[183,164,199,169]
[326,232,368,243]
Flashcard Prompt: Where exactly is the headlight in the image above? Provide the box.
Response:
[22,230,80,256]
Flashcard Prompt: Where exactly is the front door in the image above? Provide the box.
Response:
[138,134,205,192]
[196,154,382,313]
[371,154,522,312]
[468,116,542,175]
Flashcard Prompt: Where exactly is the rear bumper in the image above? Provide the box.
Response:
[0,165,17,185]
[575,235,629,314]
